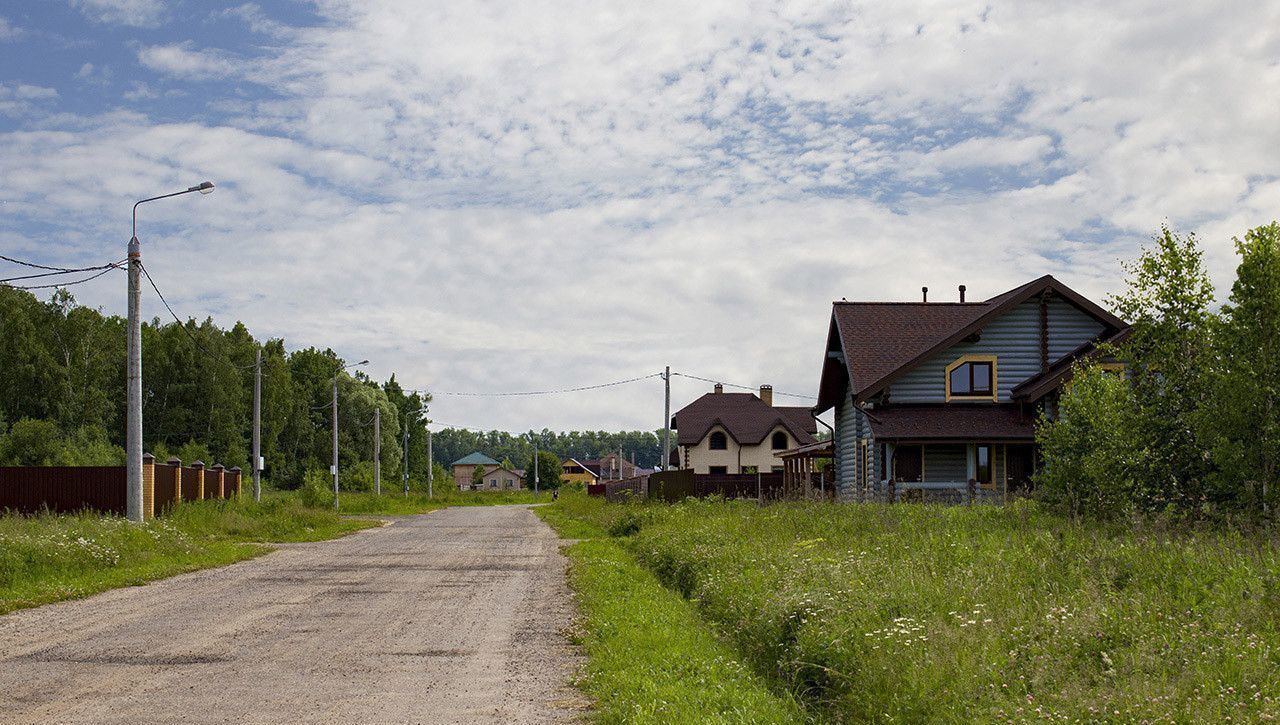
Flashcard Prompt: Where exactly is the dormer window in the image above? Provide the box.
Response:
[946,355,998,401]
[709,431,728,450]
[771,431,788,450]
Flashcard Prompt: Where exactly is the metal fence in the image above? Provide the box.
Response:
[0,455,242,519]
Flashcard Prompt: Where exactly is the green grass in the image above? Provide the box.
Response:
[267,487,547,515]
[0,496,376,614]
[562,539,806,724]
[545,493,1280,723]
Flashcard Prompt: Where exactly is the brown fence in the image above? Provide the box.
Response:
[646,470,786,503]
[0,465,127,515]
[602,474,649,503]
[0,454,239,519]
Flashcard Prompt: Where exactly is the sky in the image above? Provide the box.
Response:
[1,1,1278,433]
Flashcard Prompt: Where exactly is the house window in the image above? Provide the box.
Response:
[946,356,997,400]
[771,431,788,449]
[975,444,992,487]
[709,431,728,450]
[771,466,784,473]
[709,466,728,475]
[489,479,497,488]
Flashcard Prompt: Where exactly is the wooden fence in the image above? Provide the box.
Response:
[0,454,242,519]
[643,470,786,503]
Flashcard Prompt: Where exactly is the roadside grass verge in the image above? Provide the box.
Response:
[563,539,805,724]
[546,493,1280,722]
[268,487,547,515]
[0,497,376,614]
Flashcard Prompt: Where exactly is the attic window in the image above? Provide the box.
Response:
[771,431,788,450]
[946,355,997,401]
[709,431,728,450]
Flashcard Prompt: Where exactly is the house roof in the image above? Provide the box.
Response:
[1011,328,1132,402]
[560,457,598,478]
[817,275,1128,411]
[866,404,1036,441]
[671,392,817,447]
[451,452,500,467]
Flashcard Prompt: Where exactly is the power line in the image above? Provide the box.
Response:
[1,264,123,290]
[0,253,112,273]
[410,372,663,397]
[1,259,125,284]
[670,371,815,400]
[138,262,256,370]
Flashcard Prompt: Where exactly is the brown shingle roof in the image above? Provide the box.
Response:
[671,392,817,447]
[867,404,1036,440]
[817,275,1128,411]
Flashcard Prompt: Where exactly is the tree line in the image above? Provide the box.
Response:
[428,428,669,471]
[1037,222,1280,522]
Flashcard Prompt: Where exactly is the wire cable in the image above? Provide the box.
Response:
[670,371,815,400]
[138,261,257,370]
[0,253,111,273]
[1,264,122,290]
[1,259,126,284]
[408,372,663,397]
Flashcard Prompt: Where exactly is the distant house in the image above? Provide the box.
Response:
[451,453,526,492]
[560,457,599,487]
[582,452,643,481]
[671,384,817,474]
[814,276,1128,501]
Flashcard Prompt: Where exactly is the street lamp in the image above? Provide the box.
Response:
[332,359,369,510]
[126,181,215,523]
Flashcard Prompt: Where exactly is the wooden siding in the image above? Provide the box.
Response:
[835,388,858,496]
[923,444,967,482]
[888,297,1106,403]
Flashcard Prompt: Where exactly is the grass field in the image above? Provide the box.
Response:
[0,496,376,614]
[543,493,1280,723]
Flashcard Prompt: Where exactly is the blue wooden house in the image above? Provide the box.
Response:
[814,275,1128,502]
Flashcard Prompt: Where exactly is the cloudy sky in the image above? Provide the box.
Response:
[2,1,1278,433]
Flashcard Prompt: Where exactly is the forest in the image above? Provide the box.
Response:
[0,285,665,488]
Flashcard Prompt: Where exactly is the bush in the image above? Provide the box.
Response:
[299,468,335,508]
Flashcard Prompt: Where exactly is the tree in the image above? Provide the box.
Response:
[525,450,563,490]
[1204,222,1280,515]
[471,464,486,489]
[1108,226,1216,511]
[1035,364,1146,519]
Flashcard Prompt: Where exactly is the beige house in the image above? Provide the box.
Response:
[671,383,818,474]
[451,452,525,491]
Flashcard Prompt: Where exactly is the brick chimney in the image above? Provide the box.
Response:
[959,284,967,302]
[759,385,773,406]
[922,286,929,302]
[713,383,723,394]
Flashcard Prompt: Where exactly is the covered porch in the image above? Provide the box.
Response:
[775,439,835,500]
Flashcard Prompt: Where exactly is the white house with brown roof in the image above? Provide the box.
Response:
[671,384,817,474]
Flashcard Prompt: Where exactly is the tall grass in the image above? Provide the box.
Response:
[0,497,376,614]
[549,494,1280,722]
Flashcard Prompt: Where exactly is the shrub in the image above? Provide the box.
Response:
[299,468,335,508]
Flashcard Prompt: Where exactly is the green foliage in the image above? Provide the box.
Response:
[0,419,124,466]
[1035,365,1145,519]
[470,463,486,487]
[299,468,335,508]
[526,449,563,490]
[431,428,668,470]
[559,538,805,724]
[545,495,1280,722]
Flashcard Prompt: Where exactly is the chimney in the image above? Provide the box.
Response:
[759,385,773,406]
[713,383,723,394]
[959,284,967,303]
[922,286,929,302]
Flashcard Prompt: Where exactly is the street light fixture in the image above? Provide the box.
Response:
[332,359,369,510]
[126,181,215,523]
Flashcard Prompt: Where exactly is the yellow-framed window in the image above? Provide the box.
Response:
[945,355,999,401]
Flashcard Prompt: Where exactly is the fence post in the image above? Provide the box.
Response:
[142,453,156,520]
[229,467,242,499]
[208,464,225,499]
[191,461,205,500]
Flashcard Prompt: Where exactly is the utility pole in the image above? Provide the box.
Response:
[332,376,339,510]
[662,365,671,472]
[252,347,262,502]
[373,406,381,496]
[126,181,214,524]
[533,436,540,495]
[427,428,433,498]
[402,417,409,497]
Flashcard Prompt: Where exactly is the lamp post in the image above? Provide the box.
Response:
[127,181,214,523]
[332,359,368,510]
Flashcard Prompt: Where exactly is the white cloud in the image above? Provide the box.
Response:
[138,43,239,79]
[70,0,166,27]
[4,1,1280,431]
[0,16,23,41]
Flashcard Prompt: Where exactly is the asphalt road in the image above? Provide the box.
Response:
[0,505,583,724]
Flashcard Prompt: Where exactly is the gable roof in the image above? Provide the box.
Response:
[817,275,1127,411]
[866,404,1036,440]
[671,392,817,447]
[451,452,500,467]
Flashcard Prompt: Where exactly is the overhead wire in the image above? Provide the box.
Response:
[138,261,257,370]
[1,264,123,290]
[670,371,816,400]
[407,371,663,398]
